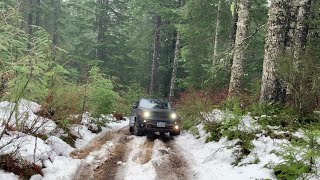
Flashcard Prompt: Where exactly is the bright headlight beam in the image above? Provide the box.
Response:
[143,111,150,118]
[171,113,177,119]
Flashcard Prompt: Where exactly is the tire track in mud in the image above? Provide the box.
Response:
[153,139,191,180]
[93,135,132,180]
[73,127,132,180]
[70,131,114,159]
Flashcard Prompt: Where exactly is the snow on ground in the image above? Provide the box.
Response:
[71,117,129,149]
[175,130,282,180]
[0,98,129,179]
[45,136,74,157]
[0,134,50,165]
[0,170,19,180]
[122,137,157,180]
[0,99,56,134]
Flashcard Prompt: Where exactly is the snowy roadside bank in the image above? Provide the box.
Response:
[174,108,318,180]
[175,130,281,180]
[0,99,128,180]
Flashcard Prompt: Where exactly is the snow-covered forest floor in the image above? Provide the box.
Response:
[0,100,319,180]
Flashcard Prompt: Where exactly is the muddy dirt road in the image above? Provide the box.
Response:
[73,127,191,180]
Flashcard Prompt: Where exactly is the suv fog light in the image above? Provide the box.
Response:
[174,125,179,130]
[143,120,147,122]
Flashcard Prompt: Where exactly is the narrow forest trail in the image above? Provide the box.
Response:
[73,128,191,180]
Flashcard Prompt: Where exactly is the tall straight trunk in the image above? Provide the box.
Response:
[260,0,290,103]
[228,0,238,69]
[35,0,41,26]
[294,0,311,58]
[213,0,221,64]
[308,0,320,44]
[293,0,311,116]
[27,0,33,49]
[96,0,108,60]
[169,32,181,101]
[52,1,58,60]
[284,0,299,53]
[149,15,161,96]
[228,0,250,97]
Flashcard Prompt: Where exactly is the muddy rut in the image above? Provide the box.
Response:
[93,135,132,180]
[153,140,190,180]
[71,131,114,159]
[73,128,191,180]
[73,127,132,180]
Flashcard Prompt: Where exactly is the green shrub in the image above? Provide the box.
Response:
[119,84,147,115]
[274,162,311,180]
[204,122,222,142]
[88,67,119,117]
[274,129,320,179]
[176,90,214,130]
[278,52,320,118]
[189,126,200,137]
[248,102,282,117]
[182,117,198,130]
[224,97,243,115]
[51,84,85,120]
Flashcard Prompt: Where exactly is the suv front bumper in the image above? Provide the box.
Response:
[139,120,180,133]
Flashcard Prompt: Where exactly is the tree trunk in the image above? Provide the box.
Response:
[169,32,181,101]
[284,0,299,53]
[96,0,108,61]
[27,0,33,49]
[228,0,250,98]
[260,0,290,103]
[308,0,320,45]
[52,0,59,60]
[294,0,311,58]
[35,0,41,26]
[228,0,238,69]
[213,0,221,65]
[149,15,161,96]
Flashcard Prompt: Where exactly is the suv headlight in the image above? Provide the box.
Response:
[170,113,177,119]
[143,111,150,118]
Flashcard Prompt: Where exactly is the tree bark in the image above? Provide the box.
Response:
[96,0,108,61]
[52,0,59,60]
[260,0,290,103]
[169,32,181,101]
[149,15,161,96]
[294,0,311,58]
[213,0,221,65]
[27,0,33,49]
[228,0,250,98]
[35,0,41,26]
[284,0,299,53]
[228,0,238,69]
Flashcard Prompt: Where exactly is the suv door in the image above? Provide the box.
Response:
[130,101,139,127]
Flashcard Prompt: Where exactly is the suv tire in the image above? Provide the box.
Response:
[134,121,144,136]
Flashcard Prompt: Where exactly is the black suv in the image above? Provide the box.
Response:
[129,98,180,137]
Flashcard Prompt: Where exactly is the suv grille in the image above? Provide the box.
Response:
[151,112,169,119]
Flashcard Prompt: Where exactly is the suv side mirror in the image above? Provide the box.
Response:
[132,103,138,109]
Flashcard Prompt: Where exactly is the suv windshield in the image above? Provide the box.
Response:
[139,99,171,110]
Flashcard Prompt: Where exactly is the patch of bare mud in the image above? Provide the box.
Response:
[93,135,132,180]
[153,140,190,180]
